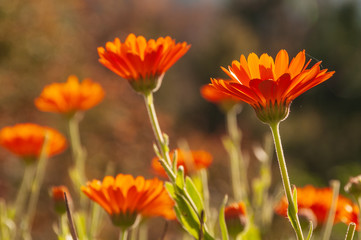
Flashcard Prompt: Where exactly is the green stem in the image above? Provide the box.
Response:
[138,222,148,240]
[322,180,340,240]
[345,223,356,240]
[356,197,361,240]
[143,93,175,181]
[21,132,50,239]
[68,113,86,184]
[269,122,304,240]
[225,106,247,201]
[120,229,128,240]
[14,163,36,219]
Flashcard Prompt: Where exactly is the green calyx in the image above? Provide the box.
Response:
[254,102,290,125]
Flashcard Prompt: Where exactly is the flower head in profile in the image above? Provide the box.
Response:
[51,185,71,215]
[152,149,212,178]
[98,33,190,94]
[224,202,247,237]
[0,123,67,161]
[200,80,241,112]
[35,75,105,116]
[210,50,334,124]
[275,185,358,228]
[81,174,176,229]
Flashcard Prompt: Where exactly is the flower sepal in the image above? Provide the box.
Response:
[255,102,290,125]
[129,74,164,95]
[111,212,140,230]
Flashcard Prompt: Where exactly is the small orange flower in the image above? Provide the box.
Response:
[0,123,67,160]
[51,185,71,215]
[210,50,334,123]
[81,174,176,229]
[34,75,105,115]
[98,33,190,94]
[152,149,212,178]
[224,202,247,237]
[201,81,241,112]
[275,185,359,228]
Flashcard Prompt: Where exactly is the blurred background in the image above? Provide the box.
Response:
[1,0,361,239]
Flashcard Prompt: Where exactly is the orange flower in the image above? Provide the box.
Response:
[210,50,334,123]
[275,185,358,228]
[152,149,212,178]
[81,174,176,228]
[51,185,71,215]
[34,75,105,115]
[0,123,67,160]
[98,33,190,94]
[224,202,247,237]
[200,81,241,112]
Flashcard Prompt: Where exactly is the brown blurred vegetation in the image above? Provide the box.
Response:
[1,0,361,239]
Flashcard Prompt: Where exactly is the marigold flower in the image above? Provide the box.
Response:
[275,185,359,228]
[34,75,105,115]
[224,202,247,237]
[151,149,212,178]
[81,174,176,229]
[200,81,241,111]
[98,33,190,94]
[210,50,334,123]
[51,185,71,215]
[0,123,67,160]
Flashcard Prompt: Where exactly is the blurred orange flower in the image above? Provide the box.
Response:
[81,174,176,228]
[98,33,190,94]
[201,81,241,112]
[152,149,212,178]
[34,75,105,115]
[210,50,334,123]
[275,185,359,228]
[51,185,71,215]
[0,123,67,159]
[224,202,247,237]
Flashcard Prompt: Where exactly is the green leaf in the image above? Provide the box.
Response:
[173,194,200,238]
[175,166,185,189]
[219,195,229,240]
[185,176,204,214]
[165,182,176,198]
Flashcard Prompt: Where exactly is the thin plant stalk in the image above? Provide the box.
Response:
[225,105,248,201]
[138,222,148,240]
[322,180,340,240]
[14,163,36,219]
[68,113,87,188]
[20,132,50,239]
[120,229,128,240]
[355,197,361,240]
[269,122,304,240]
[345,223,356,240]
[143,93,175,181]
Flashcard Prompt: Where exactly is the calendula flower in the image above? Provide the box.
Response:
[210,50,334,123]
[275,185,358,228]
[81,174,176,229]
[51,185,71,215]
[98,33,190,94]
[34,75,105,115]
[224,202,247,237]
[201,81,241,111]
[0,123,67,160]
[151,149,212,178]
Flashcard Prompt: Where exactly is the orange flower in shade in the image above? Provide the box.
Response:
[0,123,67,160]
[81,174,176,229]
[51,185,71,215]
[275,185,359,228]
[151,149,212,178]
[224,202,247,237]
[34,75,105,115]
[98,33,191,94]
[210,50,334,123]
